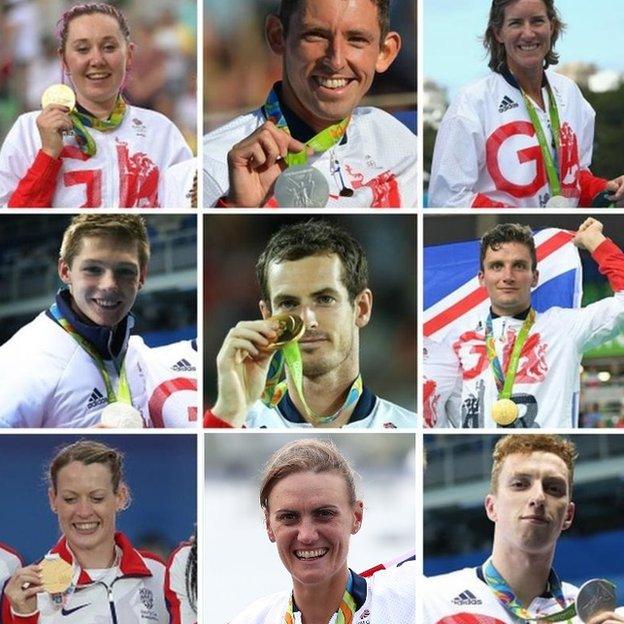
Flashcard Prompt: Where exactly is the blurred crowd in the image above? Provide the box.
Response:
[203,0,416,131]
[0,0,197,151]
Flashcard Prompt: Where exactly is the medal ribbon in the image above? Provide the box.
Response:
[520,82,562,198]
[485,309,535,400]
[283,570,357,624]
[262,87,350,166]
[69,94,127,157]
[49,302,132,405]
[483,559,576,622]
[262,341,363,426]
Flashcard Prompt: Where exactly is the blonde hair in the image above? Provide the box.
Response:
[60,214,150,270]
[260,439,358,511]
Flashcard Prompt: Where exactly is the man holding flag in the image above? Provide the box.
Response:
[424,218,624,428]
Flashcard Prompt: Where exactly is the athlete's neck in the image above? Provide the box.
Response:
[76,95,118,121]
[490,544,554,608]
[287,367,360,428]
[279,79,344,135]
[510,66,545,108]
[292,566,349,624]
[71,541,117,570]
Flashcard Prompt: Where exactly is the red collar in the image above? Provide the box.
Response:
[49,531,152,585]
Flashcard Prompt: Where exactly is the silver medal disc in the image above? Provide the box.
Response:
[274,164,330,208]
[545,195,569,208]
[576,579,617,623]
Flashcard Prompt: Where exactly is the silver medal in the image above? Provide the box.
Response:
[545,195,569,207]
[576,579,617,623]
[274,164,330,208]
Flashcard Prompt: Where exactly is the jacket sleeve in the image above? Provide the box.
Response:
[570,238,624,351]
[7,150,61,208]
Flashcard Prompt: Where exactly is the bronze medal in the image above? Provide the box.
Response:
[491,398,519,426]
[41,84,76,111]
[41,556,73,594]
[267,313,305,351]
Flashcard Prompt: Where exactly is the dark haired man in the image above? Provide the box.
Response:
[448,218,624,428]
[204,220,415,428]
[203,0,416,208]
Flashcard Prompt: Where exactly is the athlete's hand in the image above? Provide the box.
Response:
[586,609,624,624]
[212,319,281,426]
[226,121,310,207]
[36,105,73,159]
[4,564,44,615]
[573,217,606,253]
[605,175,624,207]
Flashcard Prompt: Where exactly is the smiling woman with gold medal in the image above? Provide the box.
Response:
[0,3,191,208]
[1,440,170,624]
[429,0,624,208]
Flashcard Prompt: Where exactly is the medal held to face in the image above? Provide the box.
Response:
[41,556,73,594]
[491,398,519,426]
[266,313,305,351]
[41,84,76,111]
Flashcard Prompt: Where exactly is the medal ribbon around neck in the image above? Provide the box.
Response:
[49,302,132,405]
[69,94,127,157]
[283,570,357,624]
[485,308,535,400]
[262,87,350,166]
[483,559,576,622]
[520,81,562,198]
[262,340,363,426]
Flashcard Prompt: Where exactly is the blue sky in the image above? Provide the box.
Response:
[424,0,624,98]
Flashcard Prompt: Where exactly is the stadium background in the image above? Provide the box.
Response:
[0,0,197,152]
[425,433,624,605]
[203,0,416,135]
[0,434,197,564]
[204,432,415,623]
[203,214,416,414]
[0,214,197,349]
[425,214,624,426]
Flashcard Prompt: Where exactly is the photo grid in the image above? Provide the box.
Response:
[1,0,623,623]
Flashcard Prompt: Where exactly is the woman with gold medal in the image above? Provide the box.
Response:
[1,440,170,623]
[0,3,191,208]
[428,0,624,208]
[228,438,415,624]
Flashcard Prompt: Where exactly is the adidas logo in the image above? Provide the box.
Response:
[172,358,195,372]
[498,95,518,113]
[452,590,482,605]
[87,388,108,410]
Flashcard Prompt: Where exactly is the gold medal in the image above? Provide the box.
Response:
[491,398,519,426]
[41,84,76,111]
[40,556,73,594]
[266,313,305,351]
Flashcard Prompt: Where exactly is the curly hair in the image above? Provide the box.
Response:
[480,223,537,271]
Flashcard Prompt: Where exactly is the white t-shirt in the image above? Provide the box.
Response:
[230,565,415,624]
[429,69,599,208]
[425,567,580,624]
[423,336,462,428]
[203,106,416,208]
[0,105,191,207]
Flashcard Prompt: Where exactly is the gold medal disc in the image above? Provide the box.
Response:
[41,84,76,111]
[491,398,519,426]
[40,556,73,594]
[267,313,305,351]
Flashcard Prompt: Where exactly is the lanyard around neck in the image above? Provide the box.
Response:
[483,559,575,622]
[49,302,132,405]
[263,341,363,426]
[262,87,350,166]
[520,81,561,197]
[485,309,535,399]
